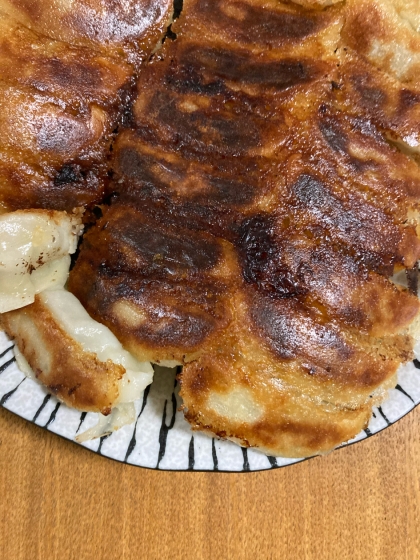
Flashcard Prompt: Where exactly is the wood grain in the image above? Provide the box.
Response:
[0,404,419,560]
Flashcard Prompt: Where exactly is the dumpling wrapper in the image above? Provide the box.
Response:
[0,209,83,313]
[1,288,154,425]
[0,208,154,440]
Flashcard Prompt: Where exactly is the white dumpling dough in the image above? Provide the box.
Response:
[0,209,83,312]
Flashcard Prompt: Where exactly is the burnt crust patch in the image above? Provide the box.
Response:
[68,204,236,359]
[237,214,308,298]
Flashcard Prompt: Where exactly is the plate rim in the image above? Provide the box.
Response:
[1,344,419,473]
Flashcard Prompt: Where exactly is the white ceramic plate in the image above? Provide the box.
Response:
[1,330,419,471]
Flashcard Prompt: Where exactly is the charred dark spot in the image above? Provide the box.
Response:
[45,58,102,92]
[406,265,419,295]
[117,148,157,185]
[132,306,217,348]
[92,206,103,220]
[197,0,323,45]
[118,147,255,208]
[319,115,349,153]
[68,384,82,396]
[250,294,354,364]
[117,81,136,127]
[251,298,301,360]
[399,88,420,111]
[165,25,177,41]
[203,175,256,205]
[177,46,314,90]
[292,174,332,209]
[292,174,365,236]
[102,209,223,275]
[73,274,228,351]
[237,214,275,281]
[165,61,225,95]
[237,214,307,298]
[113,176,243,240]
[339,304,367,327]
[123,229,220,274]
[54,164,82,185]
[47,384,65,395]
[291,174,401,271]
[142,90,262,156]
[173,0,183,19]
[351,75,387,108]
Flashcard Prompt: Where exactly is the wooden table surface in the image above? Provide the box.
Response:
[1,403,419,560]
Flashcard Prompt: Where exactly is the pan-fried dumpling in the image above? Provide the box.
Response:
[2,0,420,458]
[0,0,173,60]
[1,287,154,417]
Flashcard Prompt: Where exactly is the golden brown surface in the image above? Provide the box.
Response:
[68,0,420,456]
[0,2,173,212]
[343,0,420,87]
[0,0,173,59]
[1,404,420,560]
[1,296,123,413]
[2,0,420,456]
[68,202,419,456]
[68,203,239,364]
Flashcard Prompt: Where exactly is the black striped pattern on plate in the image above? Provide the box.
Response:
[1,333,420,472]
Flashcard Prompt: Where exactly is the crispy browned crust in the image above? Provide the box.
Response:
[180,357,374,459]
[69,201,419,455]
[69,0,420,457]
[4,0,420,456]
[68,203,239,364]
[1,296,123,413]
[0,0,173,60]
[0,3,173,212]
